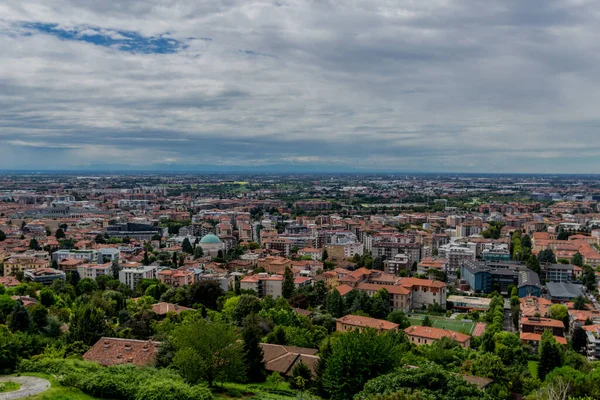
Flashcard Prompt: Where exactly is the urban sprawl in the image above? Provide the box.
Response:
[1,173,600,399]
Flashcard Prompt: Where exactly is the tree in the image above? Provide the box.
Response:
[0,230,5,242]
[572,252,584,267]
[76,278,98,295]
[29,304,48,332]
[371,289,390,319]
[387,310,411,329]
[242,315,266,382]
[526,254,541,275]
[422,316,433,327]
[573,296,588,310]
[28,238,39,250]
[55,228,66,239]
[538,249,556,264]
[548,304,568,324]
[282,267,295,299]
[39,288,55,307]
[582,265,597,291]
[322,329,403,399]
[326,289,344,318]
[69,302,110,346]
[538,330,564,381]
[571,326,587,354]
[266,372,283,389]
[322,249,328,262]
[8,301,30,332]
[372,257,383,271]
[142,250,150,266]
[182,238,193,255]
[111,260,121,280]
[290,361,313,390]
[193,246,204,259]
[172,317,246,387]
[232,295,262,325]
[172,251,178,267]
[186,280,225,310]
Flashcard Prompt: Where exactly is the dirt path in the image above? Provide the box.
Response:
[0,376,50,400]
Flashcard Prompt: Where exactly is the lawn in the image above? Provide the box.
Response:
[407,315,476,335]
[214,381,297,399]
[0,381,20,393]
[528,361,539,379]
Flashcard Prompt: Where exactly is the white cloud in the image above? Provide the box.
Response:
[0,0,600,172]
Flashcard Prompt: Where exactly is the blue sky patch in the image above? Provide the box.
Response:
[22,22,186,54]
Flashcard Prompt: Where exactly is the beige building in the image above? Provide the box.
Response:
[4,255,49,276]
[241,273,283,298]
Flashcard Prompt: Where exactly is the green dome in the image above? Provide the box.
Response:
[200,234,222,244]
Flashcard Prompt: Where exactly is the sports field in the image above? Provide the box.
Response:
[407,315,476,335]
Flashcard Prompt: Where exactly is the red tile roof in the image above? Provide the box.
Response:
[83,337,161,366]
[337,314,399,331]
[405,326,470,344]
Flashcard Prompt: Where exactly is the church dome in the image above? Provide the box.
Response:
[200,234,222,244]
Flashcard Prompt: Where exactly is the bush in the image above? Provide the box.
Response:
[20,357,213,400]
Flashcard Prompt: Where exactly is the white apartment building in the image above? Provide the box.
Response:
[119,265,157,290]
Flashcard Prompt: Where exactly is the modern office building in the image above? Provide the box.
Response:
[460,261,541,297]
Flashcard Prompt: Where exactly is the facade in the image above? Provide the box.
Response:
[77,263,112,280]
[24,268,66,285]
[384,253,410,275]
[482,248,511,262]
[460,261,541,297]
[371,242,421,265]
[324,242,364,259]
[157,268,195,288]
[405,326,471,348]
[542,264,576,283]
[297,247,322,261]
[4,255,49,276]
[354,282,412,313]
[52,249,98,263]
[399,278,447,310]
[447,295,491,312]
[119,266,157,290]
[583,325,600,361]
[240,273,283,298]
[336,315,399,333]
[439,245,475,274]
[520,316,565,337]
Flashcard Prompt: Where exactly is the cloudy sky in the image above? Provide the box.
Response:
[1,0,599,173]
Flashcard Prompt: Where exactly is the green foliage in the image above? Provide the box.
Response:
[283,267,295,299]
[9,301,30,332]
[573,296,588,310]
[572,327,587,354]
[538,330,564,381]
[421,316,433,327]
[242,315,267,383]
[537,249,556,264]
[387,310,411,329]
[172,315,246,386]
[582,265,597,291]
[326,289,343,318]
[20,358,213,400]
[322,329,404,399]
[356,362,488,400]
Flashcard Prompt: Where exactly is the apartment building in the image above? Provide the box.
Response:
[77,263,112,280]
[157,268,195,288]
[119,265,157,290]
[240,273,283,298]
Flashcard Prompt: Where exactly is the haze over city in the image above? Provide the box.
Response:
[2,1,600,173]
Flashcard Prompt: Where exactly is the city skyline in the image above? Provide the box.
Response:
[2,1,600,173]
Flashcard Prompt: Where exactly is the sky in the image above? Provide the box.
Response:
[1,1,600,173]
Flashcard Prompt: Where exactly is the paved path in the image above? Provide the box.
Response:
[472,322,486,337]
[0,376,50,399]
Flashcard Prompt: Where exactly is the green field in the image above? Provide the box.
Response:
[407,315,476,335]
